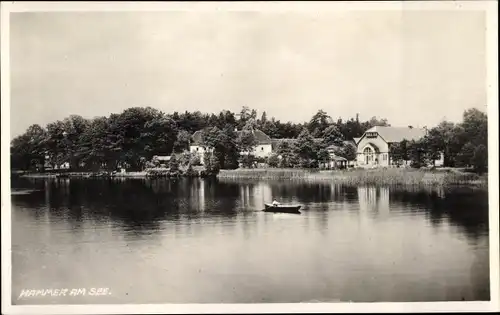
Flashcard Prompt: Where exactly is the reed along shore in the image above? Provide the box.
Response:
[217,168,488,187]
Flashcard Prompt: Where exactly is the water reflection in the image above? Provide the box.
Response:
[11,178,489,244]
[358,186,389,217]
[11,178,489,243]
[10,177,489,304]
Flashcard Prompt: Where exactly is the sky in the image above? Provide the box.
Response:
[9,9,487,139]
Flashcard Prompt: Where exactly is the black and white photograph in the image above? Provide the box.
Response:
[1,1,498,314]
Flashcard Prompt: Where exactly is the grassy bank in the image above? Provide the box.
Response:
[17,171,147,179]
[217,168,488,187]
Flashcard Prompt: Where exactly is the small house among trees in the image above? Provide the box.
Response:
[189,127,273,165]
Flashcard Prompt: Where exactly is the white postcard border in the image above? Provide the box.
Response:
[1,1,498,314]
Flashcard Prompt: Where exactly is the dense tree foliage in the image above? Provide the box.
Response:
[11,107,370,171]
[10,124,47,171]
[12,105,486,173]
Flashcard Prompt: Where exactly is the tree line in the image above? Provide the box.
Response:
[10,106,387,172]
[10,105,487,173]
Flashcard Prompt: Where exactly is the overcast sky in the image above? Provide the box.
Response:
[9,9,487,138]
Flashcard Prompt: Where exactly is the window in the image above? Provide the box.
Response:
[366,132,378,138]
[383,154,387,161]
[261,147,264,151]
[196,148,199,152]
[363,147,374,163]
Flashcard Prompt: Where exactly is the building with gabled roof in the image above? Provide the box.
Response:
[190,128,272,146]
[354,126,443,167]
[189,128,273,164]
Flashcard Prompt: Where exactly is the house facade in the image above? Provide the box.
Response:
[189,128,273,164]
[354,126,444,168]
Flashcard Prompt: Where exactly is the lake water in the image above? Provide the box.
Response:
[10,177,490,304]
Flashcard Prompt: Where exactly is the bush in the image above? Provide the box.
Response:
[169,155,180,172]
[204,152,220,173]
[268,154,280,168]
[146,168,169,178]
[255,156,267,164]
[239,154,256,168]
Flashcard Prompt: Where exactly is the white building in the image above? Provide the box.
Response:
[189,128,273,164]
[354,126,444,168]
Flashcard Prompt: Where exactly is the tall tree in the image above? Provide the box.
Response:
[45,120,69,168]
[338,142,357,161]
[420,132,442,167]
[338,117,366,140]
[218,110,237,128]
[316,144,331,167]
[408,140,428,168]
[10,124,47,170]
[238,106,258,129]
[201,126,221,150]
[260,111,268,124]
[322,125,344,147]
[293,128,317,168]
[173,130,192,153]
[367,116,390,128]
[472,144,488,173]
[237,122,258,155]
[309,110,332,137]
[61,115,90,169]
[456,142,476,167]
[390,139,410,166]
[462,108,488,146]
[201,126,238,170]
[221,126,240,169]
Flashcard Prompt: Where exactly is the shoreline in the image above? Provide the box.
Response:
[12,168,213,179]
[14,171,148,179]
[13,167,488,187]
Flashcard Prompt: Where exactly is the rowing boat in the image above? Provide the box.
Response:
[264,203,301,214]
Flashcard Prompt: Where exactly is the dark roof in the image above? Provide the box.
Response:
[356,126,427,144]
[153,155,171,161]
[191,128,209,145]
[326,144,341,151]
[271,139,354,149]
[331,155,347,161]
[191,128,272,145]
[191,128,211,145]
[272,138,323,144]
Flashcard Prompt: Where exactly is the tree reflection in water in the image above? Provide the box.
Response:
[11,177,488,244]
[10,177,490,303]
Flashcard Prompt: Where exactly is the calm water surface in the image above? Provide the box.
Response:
[10,177,489,304]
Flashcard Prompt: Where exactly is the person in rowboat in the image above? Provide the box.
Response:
[272,199,280,207]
